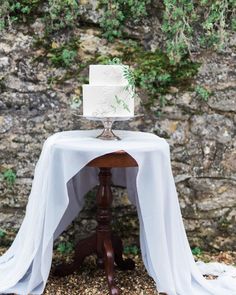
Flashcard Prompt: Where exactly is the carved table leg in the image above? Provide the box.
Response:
[53,233,96,277]
[104,238,120,295]
[112,235,135,270]
[96,168,120,294]
[53,166,135,295]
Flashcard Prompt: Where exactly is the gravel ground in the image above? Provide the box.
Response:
[45,253,159,295]
[45,250,236,295]
[0,247,235,295]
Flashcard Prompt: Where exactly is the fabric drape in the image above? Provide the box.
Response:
[0,130,235,295]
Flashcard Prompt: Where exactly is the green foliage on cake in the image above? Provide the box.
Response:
[95,58,135,115]
[107,57,136,96]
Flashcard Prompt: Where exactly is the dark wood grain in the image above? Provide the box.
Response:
[87,151,138,168]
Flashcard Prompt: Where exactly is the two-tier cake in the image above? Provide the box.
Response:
[83,65,134,117]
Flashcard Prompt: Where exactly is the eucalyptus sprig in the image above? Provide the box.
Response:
[108,57,122,65]
[123,65,135,95]
[107,57,136,98]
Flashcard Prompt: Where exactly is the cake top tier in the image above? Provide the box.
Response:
[89,65,128,85]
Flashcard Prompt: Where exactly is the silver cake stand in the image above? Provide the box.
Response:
[85,116,134,140]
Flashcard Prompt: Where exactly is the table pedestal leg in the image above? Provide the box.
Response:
[53,167,135,295]
[103,238,119,295]
[112,234,135,270]
[96,167,120,294]
[53,234,97,276]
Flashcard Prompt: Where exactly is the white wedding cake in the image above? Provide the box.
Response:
[83,65,135,117]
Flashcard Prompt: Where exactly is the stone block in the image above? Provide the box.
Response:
[190,114,233,144]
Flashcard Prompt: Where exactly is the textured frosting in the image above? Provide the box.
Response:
[83,64,134,117]
[89,65,128,85]
[83,85,134,117]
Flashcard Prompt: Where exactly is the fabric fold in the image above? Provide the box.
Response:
[0,130,235,295]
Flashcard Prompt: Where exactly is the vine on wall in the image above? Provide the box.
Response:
[0,0,80,32]
[46,0,80,32]
[99,0,151,42]
[0,0,41,30]
[200,0,236,49]
[96,41,200,109]
[162,0,236,63]
[162,0,196,64]
[98,0,236,63]
[0,1,235,63]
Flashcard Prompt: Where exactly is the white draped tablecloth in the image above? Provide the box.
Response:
[0,130,235,295]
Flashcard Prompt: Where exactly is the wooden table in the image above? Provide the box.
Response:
[54,151,138,295]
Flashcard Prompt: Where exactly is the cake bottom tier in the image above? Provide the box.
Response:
[83,85,134,117]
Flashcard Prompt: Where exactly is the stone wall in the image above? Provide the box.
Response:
[0,4,235,250]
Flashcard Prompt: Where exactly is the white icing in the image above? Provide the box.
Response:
[83,64,135,118]
[83,85,134,117]
[89,65,128,85]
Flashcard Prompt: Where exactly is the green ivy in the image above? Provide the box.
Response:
[57,241,74,254]
[99,0,235,62]
[0,169,16,187]
[195,85,211,101]
[134,52,199,105]
[162,0,196,64]
[123,42,199,100]
[99,0,151,42]
[200,0,229,49]
[34,37,80,68]
[50,48,77,67]
[0,0,80,32]
[0,229,6,238]
[1,0,235,64]
[0,0,41,29]
[45,0,80,33]
[124,245,139,255]
[0,1,10,30]
[95,42,200,108]
[232,17,236,30]
[191,247,202,256]
[162,0,236,63]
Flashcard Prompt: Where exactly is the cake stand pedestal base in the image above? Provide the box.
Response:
[96,118,121,141]
[83,116,134,141]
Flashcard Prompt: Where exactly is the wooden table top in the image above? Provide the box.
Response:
[87,151,138,168]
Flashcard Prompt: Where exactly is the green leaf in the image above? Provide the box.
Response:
[124,245,139,255]
[3,169,16,187]
[195,85,210,101]
[57,242,73,254]
[108,57,122,65]
[115,95,122,104]
[122,101,130,112]
[191,247,202,256]
[0,229,6,238]
[21,6,31,14]
[99,0,150,41]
